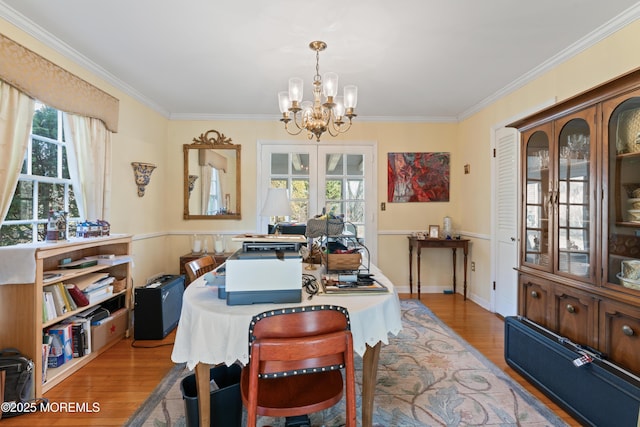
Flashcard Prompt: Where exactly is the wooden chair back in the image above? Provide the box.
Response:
[241,305,356,426]
[184,255,217,284]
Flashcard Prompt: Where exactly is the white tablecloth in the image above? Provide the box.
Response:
[171,263,403,370]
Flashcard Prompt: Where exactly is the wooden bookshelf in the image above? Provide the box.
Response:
[0,235,132,397]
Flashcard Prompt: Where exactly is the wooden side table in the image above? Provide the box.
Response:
[179,252,233,282]
[407,236,470,300]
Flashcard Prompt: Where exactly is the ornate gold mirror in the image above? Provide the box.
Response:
[183,129,241,219]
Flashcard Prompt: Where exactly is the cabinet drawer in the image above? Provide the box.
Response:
[519,275,552,329]
[599,300,640,374]
[552,285,597,348]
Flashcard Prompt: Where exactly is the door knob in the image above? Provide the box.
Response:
[622,325,634,336]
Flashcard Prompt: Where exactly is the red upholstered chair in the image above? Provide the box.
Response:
[184,255,218,285]
[240,305,356,427]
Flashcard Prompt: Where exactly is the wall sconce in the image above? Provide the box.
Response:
[188,174,198,197]
[131,162,157,197]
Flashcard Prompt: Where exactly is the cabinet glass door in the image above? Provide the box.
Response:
[603,92,640,292]
[523,126,552,269]
[556,115,593,280]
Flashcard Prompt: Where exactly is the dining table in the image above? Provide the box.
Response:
[171,261,403,426]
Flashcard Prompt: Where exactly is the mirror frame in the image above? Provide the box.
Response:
[183,129,241,220]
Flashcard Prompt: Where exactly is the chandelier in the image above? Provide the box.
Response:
[278,41,358,142]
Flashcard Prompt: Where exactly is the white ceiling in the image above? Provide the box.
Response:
[1,1,639,122]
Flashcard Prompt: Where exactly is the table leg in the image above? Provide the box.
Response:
[195,362,211,426]
[417,247,422,298]
[451,248,457,295]
[408,240,413,295]
[361,342,381,427]
[463,244,469,301]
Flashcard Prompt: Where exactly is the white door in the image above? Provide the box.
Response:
[258,142,377,263]
[493,127,519,317]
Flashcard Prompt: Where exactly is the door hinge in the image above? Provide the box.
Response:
[493,148,496,158]
[493,281,496,290]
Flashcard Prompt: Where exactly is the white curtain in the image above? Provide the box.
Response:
[199,150,227,214]
[63,113,112,221]
[200,165,212,215]
[0,81,34,223]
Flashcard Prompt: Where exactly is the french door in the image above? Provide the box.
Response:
[258,142,377,263]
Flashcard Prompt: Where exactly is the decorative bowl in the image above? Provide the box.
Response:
[628,209,640,222]
[628,198,640,209]
[623,183,640,198]
[621,260,640,280]
[617,272,640,290]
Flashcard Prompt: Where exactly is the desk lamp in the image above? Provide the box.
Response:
[261,188,293,234]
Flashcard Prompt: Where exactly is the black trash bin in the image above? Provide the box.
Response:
[181,363,243,427]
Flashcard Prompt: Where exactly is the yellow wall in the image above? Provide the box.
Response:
[3,17,640,307]
[166,120,459,288]
[0,18,171,286]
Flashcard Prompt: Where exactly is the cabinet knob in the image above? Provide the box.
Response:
[566,304,575,314]
[622,325,634,337]
[530,290,539,299]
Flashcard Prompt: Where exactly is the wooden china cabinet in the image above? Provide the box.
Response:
[509,67,640,374]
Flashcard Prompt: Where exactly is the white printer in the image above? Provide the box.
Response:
[224,234,305,305]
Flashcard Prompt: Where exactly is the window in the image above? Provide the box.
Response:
[0,103,80,246]
[268,152,311,222]
[324,153,365,239]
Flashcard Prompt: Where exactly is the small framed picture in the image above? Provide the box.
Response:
[428,225,440,239]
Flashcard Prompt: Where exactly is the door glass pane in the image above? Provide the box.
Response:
[325,154,343,175]
[524,130,550,267]
[347,179,364,199]
[324,153,366,244]
[291,178,309,222]
[271,153,288,174]
[291,154,309,176]
[607,97,640,288]
[557,118,590,278]
[269,153,310,224]
[346,154,363,176]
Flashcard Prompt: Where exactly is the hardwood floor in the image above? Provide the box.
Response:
[417,293,579,426]
[2,293,580,426]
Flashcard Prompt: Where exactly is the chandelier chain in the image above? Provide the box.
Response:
[315,49,321,82]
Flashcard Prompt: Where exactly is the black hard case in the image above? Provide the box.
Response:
[504,316,640,427]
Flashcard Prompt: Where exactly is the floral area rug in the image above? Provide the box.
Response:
[125,299,567,426]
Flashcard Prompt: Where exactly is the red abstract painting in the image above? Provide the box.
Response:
[387,152,450,202]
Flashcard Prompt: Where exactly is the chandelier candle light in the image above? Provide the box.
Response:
[278,41,358,142]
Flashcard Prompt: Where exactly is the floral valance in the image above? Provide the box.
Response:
[0,33,119,132]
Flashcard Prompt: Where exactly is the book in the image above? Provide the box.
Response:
[66,316,91,356]
[83,276,115,293]
[57,283,76,312]
[43,272,63,283]
[65,284,90,307]
[84,285,114,304]
[58,259,98,269]
[76,305,110,324]
[82,255,132,266]
[43,291,57,322]
[44,285,67,317]
[67,273,109,292]
[70,323,85,357]
[42,336,52,382]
